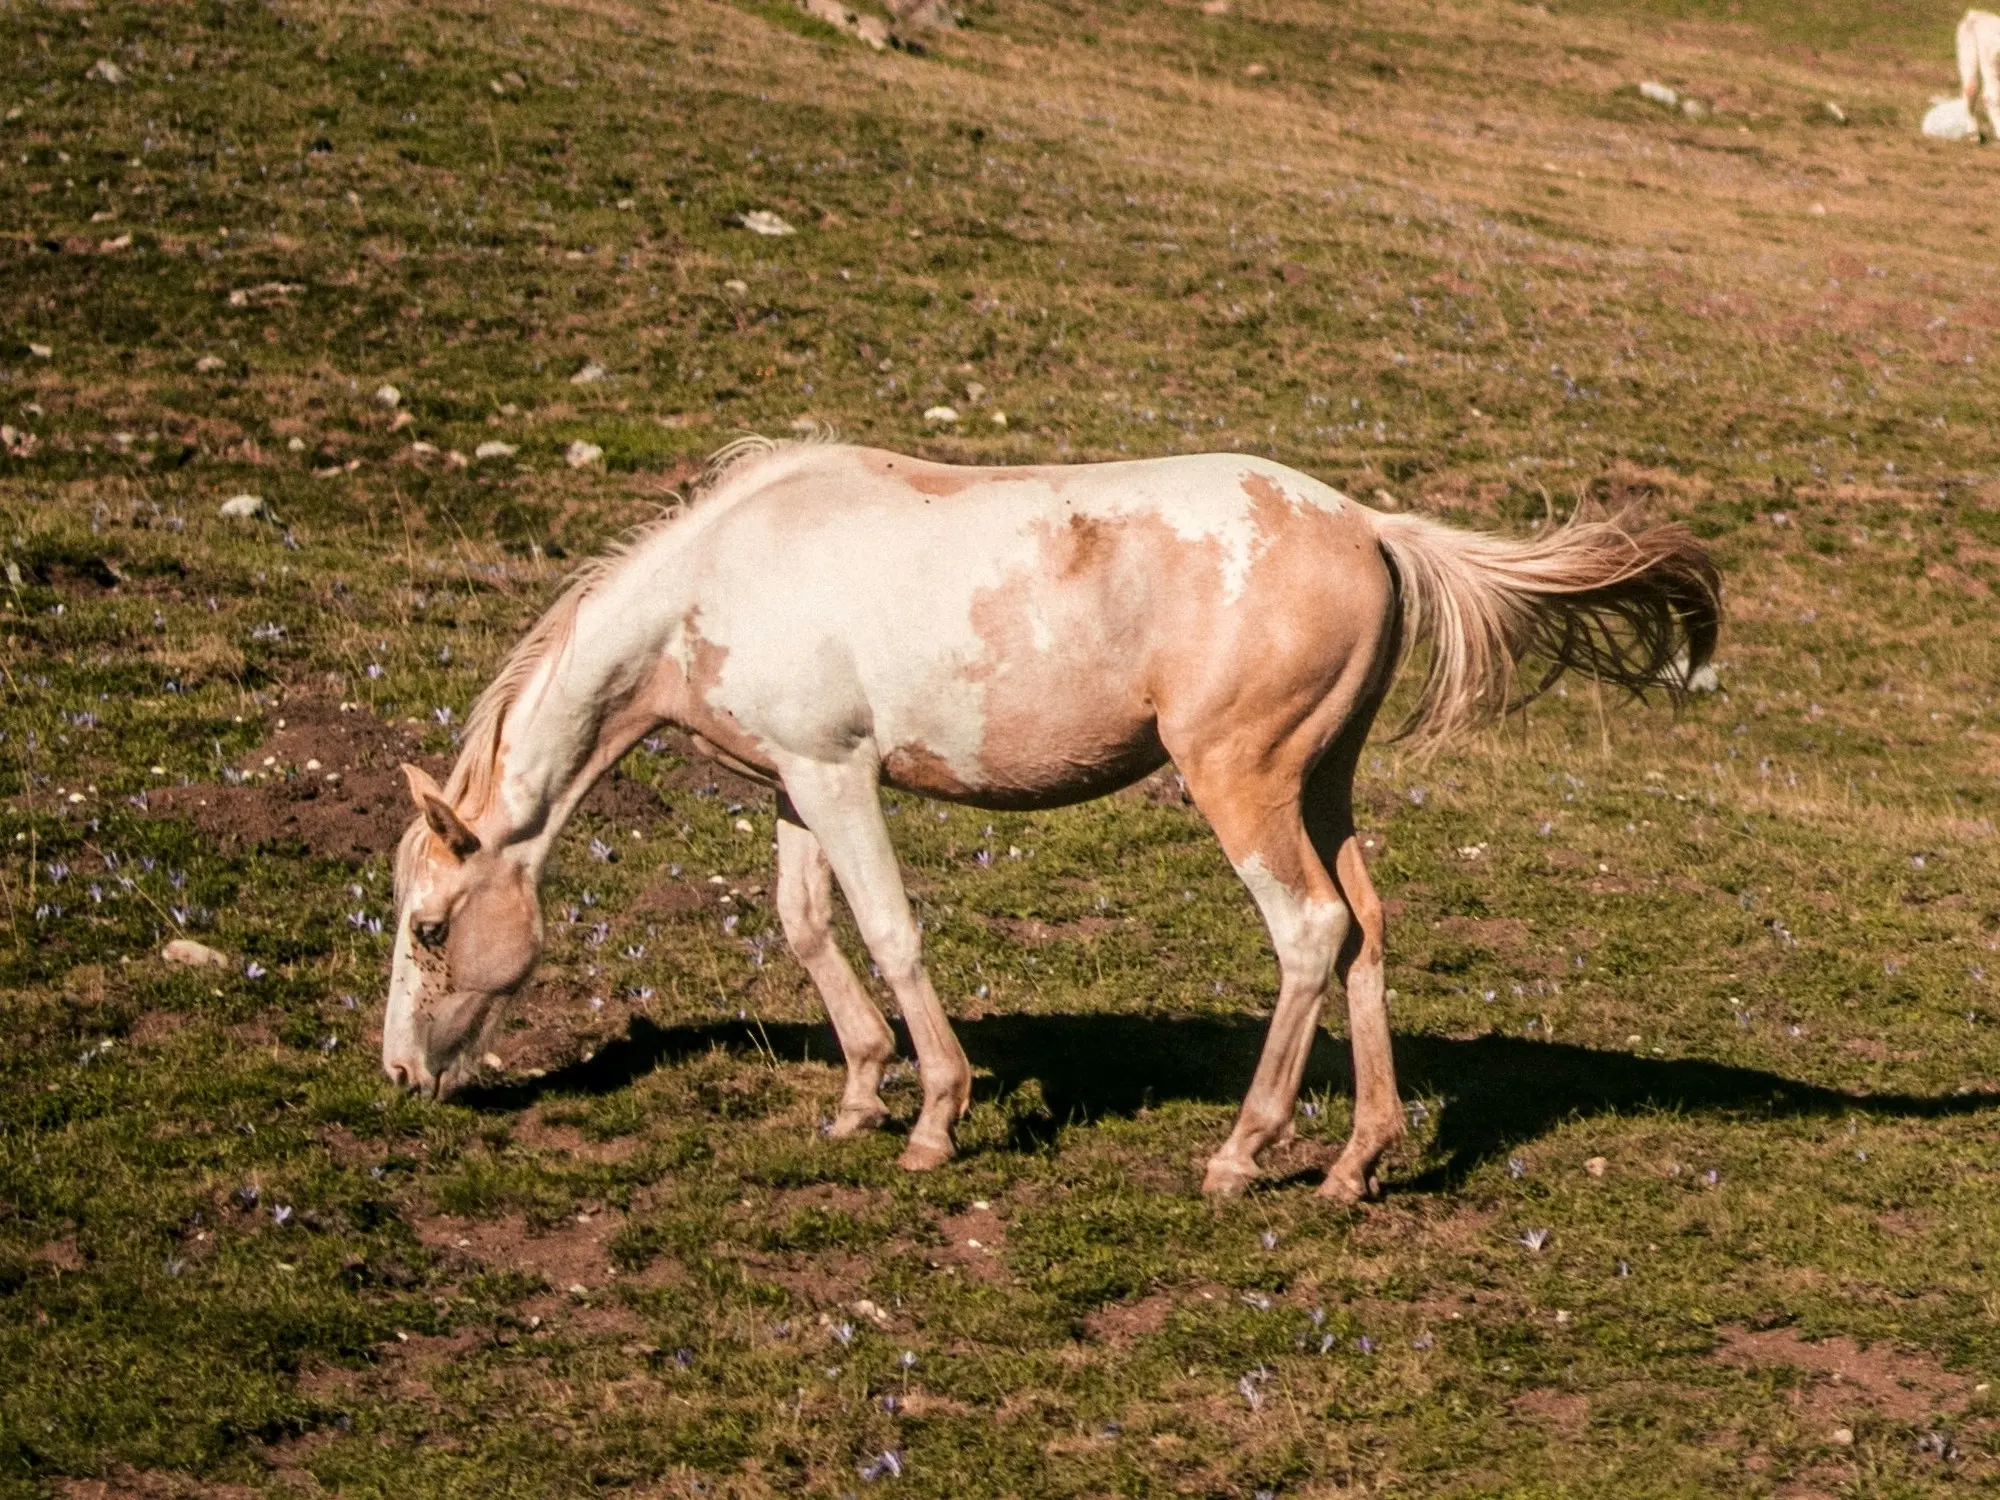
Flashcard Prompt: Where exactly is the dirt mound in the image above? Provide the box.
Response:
[142,693,690,861]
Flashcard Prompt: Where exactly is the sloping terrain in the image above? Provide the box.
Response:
[6,0,2000,1494]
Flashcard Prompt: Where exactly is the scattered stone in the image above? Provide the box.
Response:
[100,233,131,252]
[374,383,402,409]
[162,938,230,969]
[1372,487,1401,512]
[737,209,797,237]
[287,436,306,452]
[1823,100,1848,125]
[87,58,126,85]
[964,380,987,404]
[481,1051,505,1071]
[1243,63,1269,78]
[227,282,304,307]
[1832,1426,1855,1446]
[723,278,749,295]
[1638,80,1678,108]
[989,410,1008,427]
[27,342,52,359]
[474,440,518,460]
[1809,202,1828,217]
[565,439,604,469]
[923,405,960,424]
[1681,97,1707,120]
[195,355,226,373]
[1584,1156,1608,1178]
[570,360,608,385]
[218,494,269,521]
[1924,96,1980,142]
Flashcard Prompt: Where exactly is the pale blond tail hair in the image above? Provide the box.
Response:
[1371,508,1721,753]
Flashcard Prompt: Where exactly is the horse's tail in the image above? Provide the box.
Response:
[1367,507,1720,753]
[1964,12,1984,107]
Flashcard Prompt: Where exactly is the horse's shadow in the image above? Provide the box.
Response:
[461,1011,2000,1188]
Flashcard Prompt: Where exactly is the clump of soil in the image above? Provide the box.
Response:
[145,693,442,860]
[141,691,692,861]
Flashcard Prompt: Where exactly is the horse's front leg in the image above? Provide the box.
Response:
[776,759,973,1170]
[775,802,895,1137]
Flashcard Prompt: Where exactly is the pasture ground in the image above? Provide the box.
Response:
[7,0,2000,1494]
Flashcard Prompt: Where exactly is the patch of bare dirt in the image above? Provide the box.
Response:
[144,692,441,860]
[32,1235,84,1271]
[416,1211,613,1292]
[933,1201,1009,1281]
[139,691,689,862]
[1083,1290,1172,1345]
[510,1112,642,1164]
[1715,1325,1980,1426]
[126,1010,186,1045]
[1511,1386,1590,1439]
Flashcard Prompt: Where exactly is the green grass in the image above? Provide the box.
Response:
[7,0,2000,1494]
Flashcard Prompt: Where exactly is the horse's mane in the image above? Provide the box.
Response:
[443,434,805,818]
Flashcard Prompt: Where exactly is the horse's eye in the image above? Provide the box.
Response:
[414,918,448,950]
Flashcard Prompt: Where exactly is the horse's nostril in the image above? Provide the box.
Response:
[389,1063,411,1089]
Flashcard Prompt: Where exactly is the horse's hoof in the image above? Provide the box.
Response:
[1201,1158,1258,1198]
[897,1137,954,1171]
[1316,1168,1379,1207]
[827,1105,888,1139]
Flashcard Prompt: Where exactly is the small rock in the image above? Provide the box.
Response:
[737,209,797,237]
[481,1052,504,1071]
[1832,1427,1854,1446]
[1809,202,1828,217]
[162,938,230,969]
[87,58,126,85]
[852,1298,892,1327]
[1243,63,1269,78]
[989,410,1008,427]
[1372,487,1401,512]
[964,380,987,403]
[195,355,225,373]
[1638,80,1678,108]
[286,436,306,452]
[923,405,960,424]
[374,383,402,409]
[565,439,604,469]
[218,494,269,521]
[474,440,518,460]
[571,360,608,384]
[723,278,749,295]
[27,342,52,359]
[1584,1156,1608,1178]
[1680,97,1707,120]
[1823,100,1848,125]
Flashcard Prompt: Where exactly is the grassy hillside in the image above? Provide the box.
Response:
[7,0,2000,1494]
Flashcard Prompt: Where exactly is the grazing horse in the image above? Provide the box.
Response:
[385,439,1718,1200]
[1963,9,2000,141]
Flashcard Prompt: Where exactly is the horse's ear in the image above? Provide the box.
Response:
[400,763,481,859]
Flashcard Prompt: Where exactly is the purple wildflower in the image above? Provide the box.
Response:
[245,961,267,980]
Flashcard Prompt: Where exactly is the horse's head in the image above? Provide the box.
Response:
[383,763,542,1098]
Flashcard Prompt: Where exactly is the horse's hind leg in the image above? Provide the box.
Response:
[1302,748,1404,1205]
[776,800,895,1136]
[1180,758,1352,1198]
[776,758,973,1170]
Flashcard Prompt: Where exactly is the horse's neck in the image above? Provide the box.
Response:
[485,556,688,868]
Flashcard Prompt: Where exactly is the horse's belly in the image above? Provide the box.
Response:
[880,711,1166,810]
